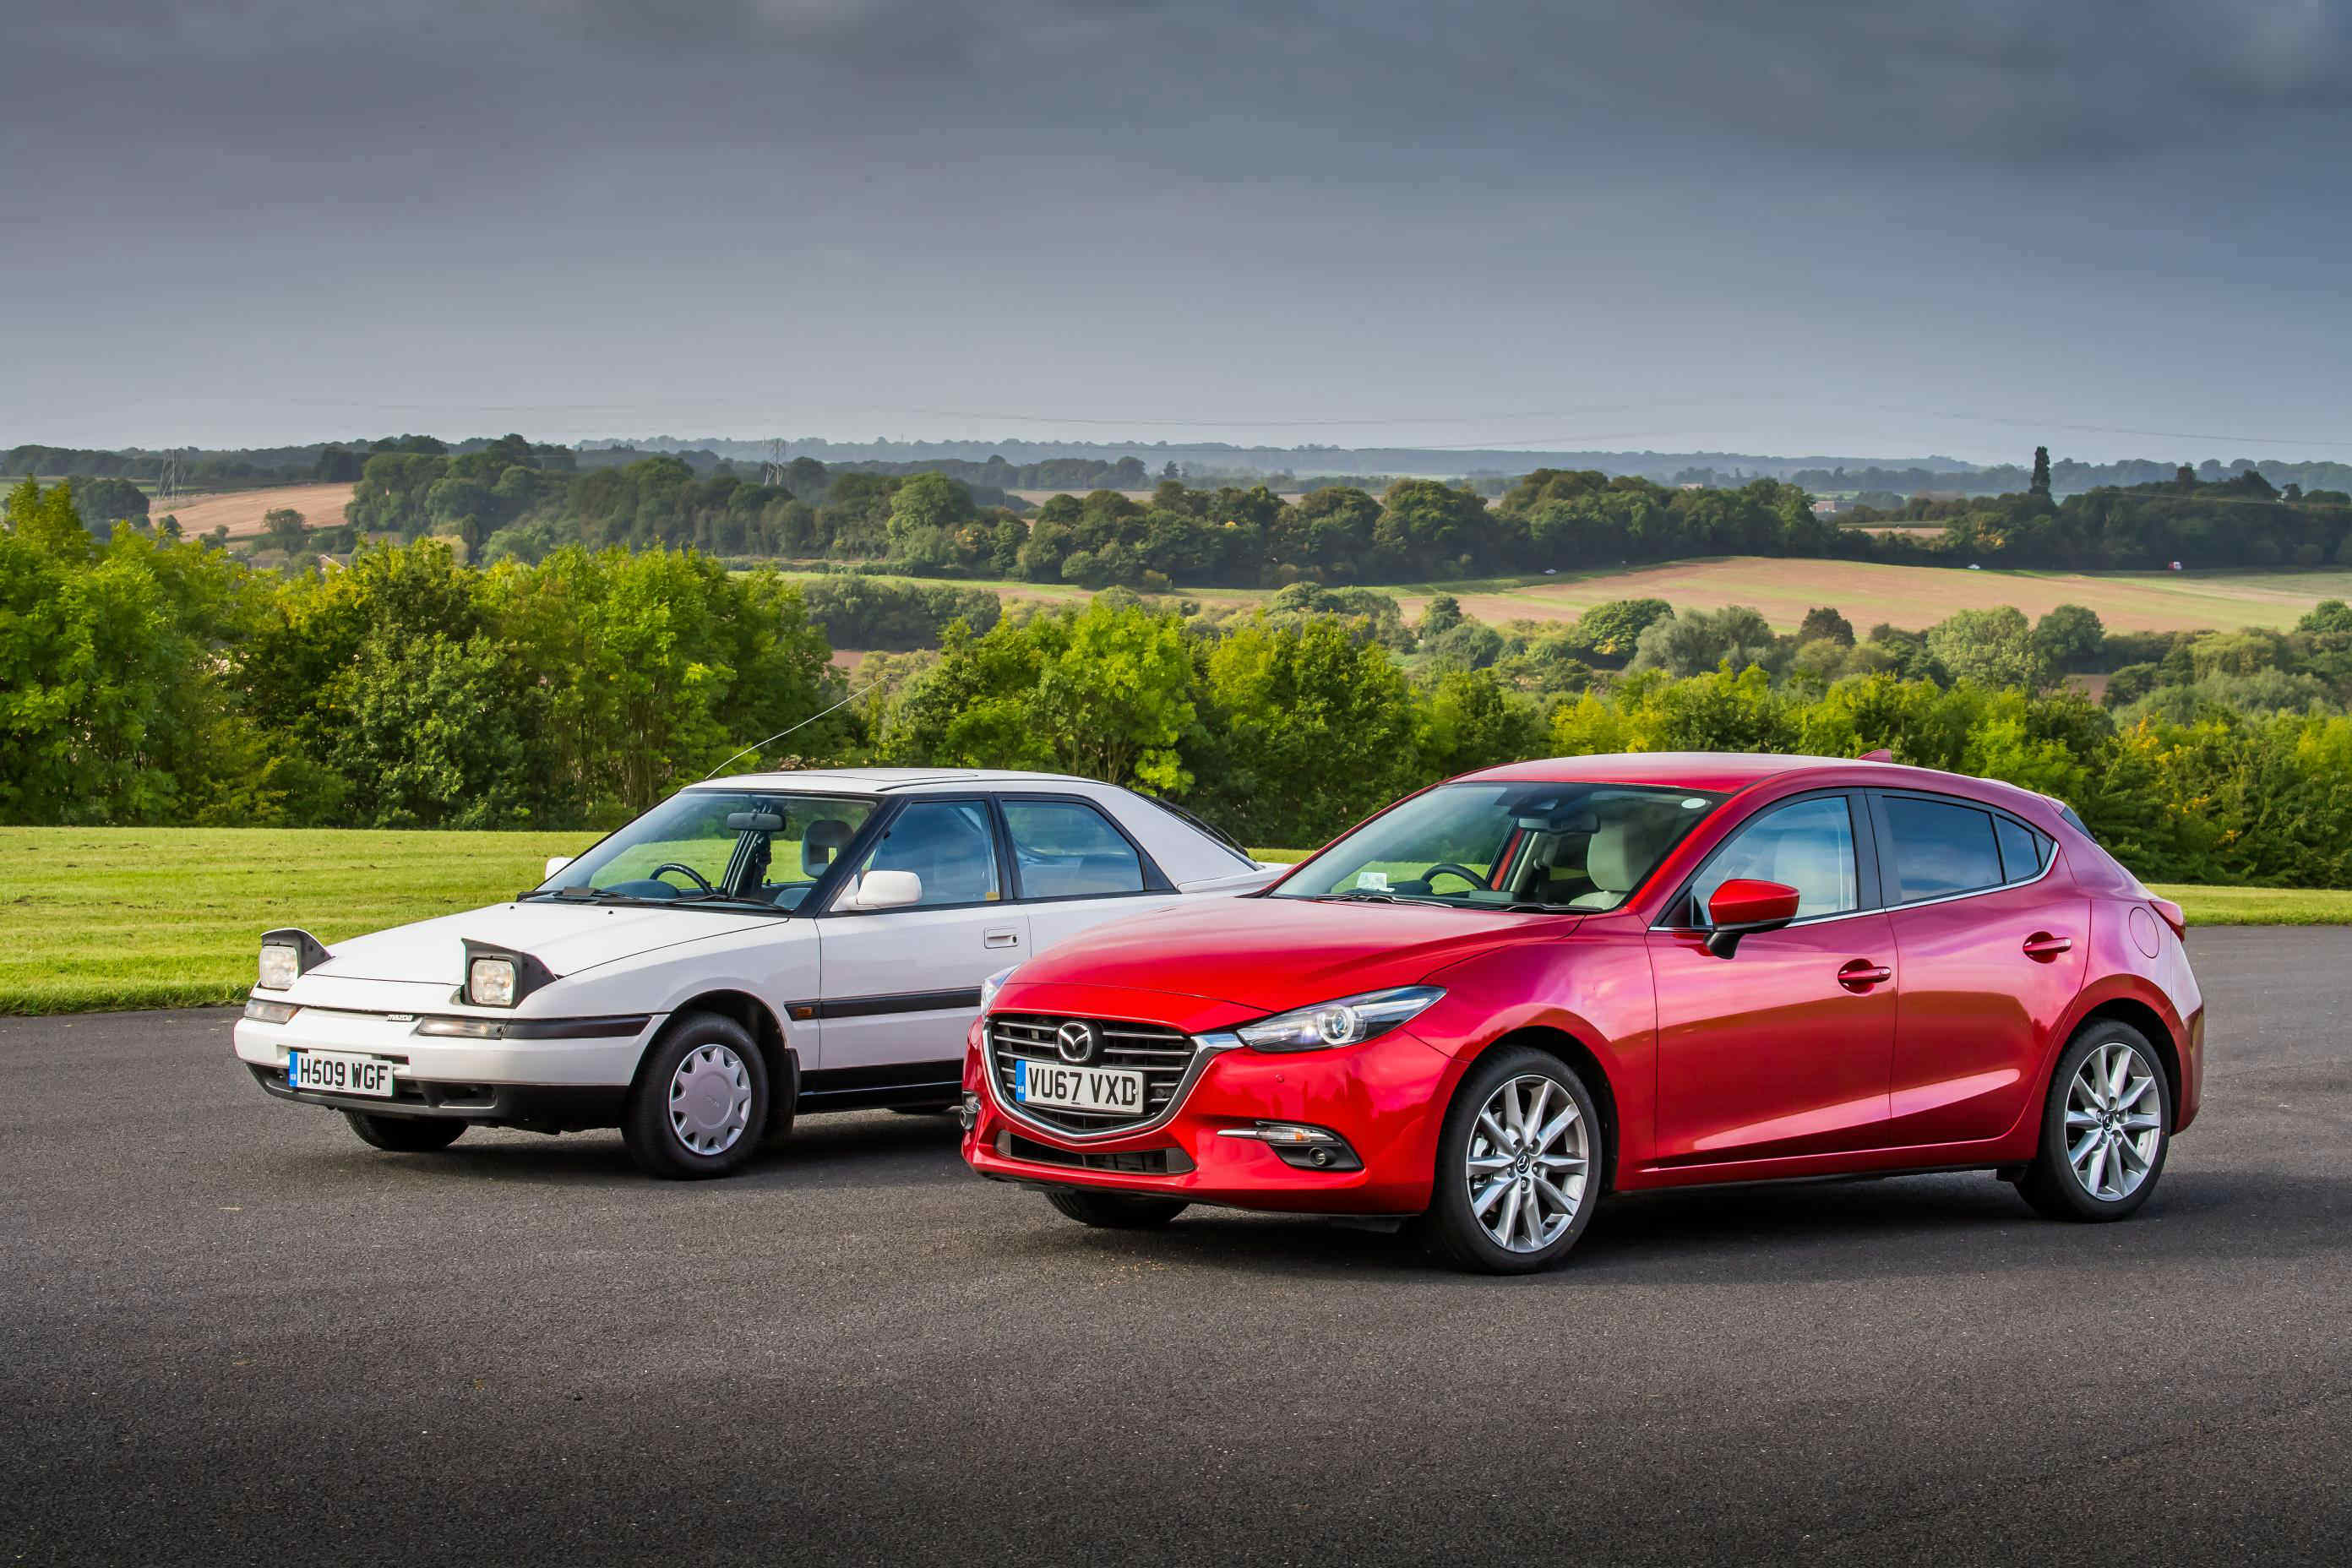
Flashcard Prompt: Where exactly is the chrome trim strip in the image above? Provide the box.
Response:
[983,1024,1239,1145]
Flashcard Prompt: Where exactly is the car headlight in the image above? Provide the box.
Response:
[242,997,300,1024]
[1234,986,1445,1052]
[467,956,519,1008]
[257,943,301,991]
[978,964,1021,1016]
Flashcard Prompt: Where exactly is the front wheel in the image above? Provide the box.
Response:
[343,1111,466,1152]
[1045,1188,1190,1229]
[620,1012,770,1179]
[1418,1046,1603,1274]
[2017,1021,2171,1222]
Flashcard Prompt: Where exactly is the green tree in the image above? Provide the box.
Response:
[2031,603,2105,670]
[1926,606,2052,690]
[1797,606,1854,645]
[2030,445,2053,502]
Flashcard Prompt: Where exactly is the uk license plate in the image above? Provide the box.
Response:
[1014,1059,1145,1114]
[287,1048,397,1099]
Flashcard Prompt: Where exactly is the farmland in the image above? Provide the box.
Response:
[4,826,2346,1015]
[158,482,356,538]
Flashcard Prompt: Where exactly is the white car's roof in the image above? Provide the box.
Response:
[692,767,1102,795]
[688,768,1261,884]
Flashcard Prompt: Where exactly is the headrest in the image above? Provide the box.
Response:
[1586,811,1674,893]
[802,818,856,874]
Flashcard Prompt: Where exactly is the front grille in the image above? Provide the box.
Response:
[999,1133,1195,1175]
[988,1013,1198,1135]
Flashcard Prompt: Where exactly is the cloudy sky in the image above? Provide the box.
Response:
[6,1,2349,461]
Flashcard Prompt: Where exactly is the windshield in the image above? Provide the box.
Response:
[531,791,876,913]
[1271,781,1721,912]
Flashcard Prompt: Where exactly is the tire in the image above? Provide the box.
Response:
[1044,1188,1190,1229]
[620,1011,770,1180]
[1418,1045,1603,1275]
[343,1111,466,1152]
[2016,1020,2172,1222]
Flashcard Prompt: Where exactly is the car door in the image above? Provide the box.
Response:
[813,796,1029,1075]
[999,793,1184,956]
[1871,791,2088,1147]
[1647,791,1897,1166]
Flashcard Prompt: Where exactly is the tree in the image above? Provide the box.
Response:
[1419,594,1465,636]
[261,508,308,553]
[1630,605,1778,677]
[2296,599,2352,637]
[1565,598,1672,665]
[2030,445,2053,503]
[1798,606,1854,646]
[1926,606,2052,690]
[2031,603,2105,670]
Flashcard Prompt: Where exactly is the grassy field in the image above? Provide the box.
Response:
[775,558,2352,635]
[2,828,2344,1015]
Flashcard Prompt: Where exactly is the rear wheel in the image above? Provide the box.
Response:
[1045,1188,1190,1229]
[343,1111,466,1152]
[2017,1020,2172,1222]
[1418,1045,1602,1274]
[620,1012,770,1179]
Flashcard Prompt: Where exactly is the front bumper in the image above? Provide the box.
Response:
[961,994,1460,1217]
[232,1004,659,1124]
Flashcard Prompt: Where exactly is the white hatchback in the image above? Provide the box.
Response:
[231,769,1280,1177]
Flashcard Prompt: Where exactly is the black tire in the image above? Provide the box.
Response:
[2016,1019,2172,1222]
[343,1111,466,1152]
[1044,1188,1190,1229]
[620,1011,770,1180]
[1418,1044,1603,1275]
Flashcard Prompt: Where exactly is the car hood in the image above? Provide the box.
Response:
[313,901,785,986]
[1009,896,1575,1013]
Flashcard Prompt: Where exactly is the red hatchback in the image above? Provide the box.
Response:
[959,754,2203,1272]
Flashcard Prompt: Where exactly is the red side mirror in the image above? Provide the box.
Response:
[1707,878,1801,928]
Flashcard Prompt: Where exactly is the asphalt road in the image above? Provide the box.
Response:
[5,927,2349,1566]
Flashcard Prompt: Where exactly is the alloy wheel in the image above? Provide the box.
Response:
[668,1043,753,1157]
[1466,1073,1590,1252]
[2063,1040,2163,1201]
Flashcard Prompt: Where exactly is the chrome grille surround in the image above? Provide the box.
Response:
[985,1014,1235,1141]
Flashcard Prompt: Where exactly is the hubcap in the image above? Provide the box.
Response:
[2063,1041,2162,1201]
[668,1043,752,1157]
[1466,1074,1589,1253]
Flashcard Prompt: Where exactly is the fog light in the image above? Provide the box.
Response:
[1215,1121,1364,1172]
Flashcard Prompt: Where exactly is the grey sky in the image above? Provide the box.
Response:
[6,2,2349,461]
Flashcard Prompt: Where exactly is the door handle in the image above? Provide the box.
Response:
[1837,959,1892,990]
[983,927,1021,949]
[2023,933,2072,960]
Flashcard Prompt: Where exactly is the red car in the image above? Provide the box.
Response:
[960,753,2203,1273]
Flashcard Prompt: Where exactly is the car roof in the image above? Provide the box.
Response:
[691,767,1108,796]
[1458,751,2060,815]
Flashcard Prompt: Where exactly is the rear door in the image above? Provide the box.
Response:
[1647,791,1898,1166]
[813,796,1029,1076]
[1871,791,2088,1147]
[999,793,1185,956]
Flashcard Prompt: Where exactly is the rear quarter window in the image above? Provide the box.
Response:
[1882,796,2004,902]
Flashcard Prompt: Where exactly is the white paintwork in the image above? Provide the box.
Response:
[231,769,1280,1127]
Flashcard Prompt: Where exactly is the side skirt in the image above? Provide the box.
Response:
[794,1059,965,1113]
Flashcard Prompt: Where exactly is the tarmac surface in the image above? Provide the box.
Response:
[4,926,2349,1565]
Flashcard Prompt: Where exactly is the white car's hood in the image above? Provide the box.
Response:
[317,901,786,985]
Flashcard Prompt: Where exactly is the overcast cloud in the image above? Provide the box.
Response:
[5,2,2348,458]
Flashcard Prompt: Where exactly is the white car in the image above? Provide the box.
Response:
[231,769,1280,1178]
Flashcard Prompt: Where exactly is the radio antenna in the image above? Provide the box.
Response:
[701,674,885,781]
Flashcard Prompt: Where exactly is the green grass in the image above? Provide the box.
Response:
[0,829,2340,1014]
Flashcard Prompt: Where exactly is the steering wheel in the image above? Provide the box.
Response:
[651,863,716,894]
[1419,863,1489,892]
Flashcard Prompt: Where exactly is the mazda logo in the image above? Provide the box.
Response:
[1054,1020,1097,1064]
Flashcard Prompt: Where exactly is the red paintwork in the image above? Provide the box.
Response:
[961,752,2206,1217]
[1707,877,1801,927]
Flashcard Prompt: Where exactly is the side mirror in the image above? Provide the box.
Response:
[1701,878,1801,957]
[844,869,923,911]
[544,856,573,879]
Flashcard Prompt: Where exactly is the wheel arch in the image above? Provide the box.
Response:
[636,989,800,1111]
[1472,1024,1624,1194]
[2067,997,2182,1131]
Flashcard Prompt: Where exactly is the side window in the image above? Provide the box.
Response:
[1003,800,1146,898]
[1882,796,2003,902]
[1691,796,1859,923]
[850,800,1001,907]
[1993,815,2050,884]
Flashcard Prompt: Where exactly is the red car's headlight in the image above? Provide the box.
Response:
[1234,986,1444,1052]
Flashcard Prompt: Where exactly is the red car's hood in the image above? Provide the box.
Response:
[1009,896,1576,1013]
